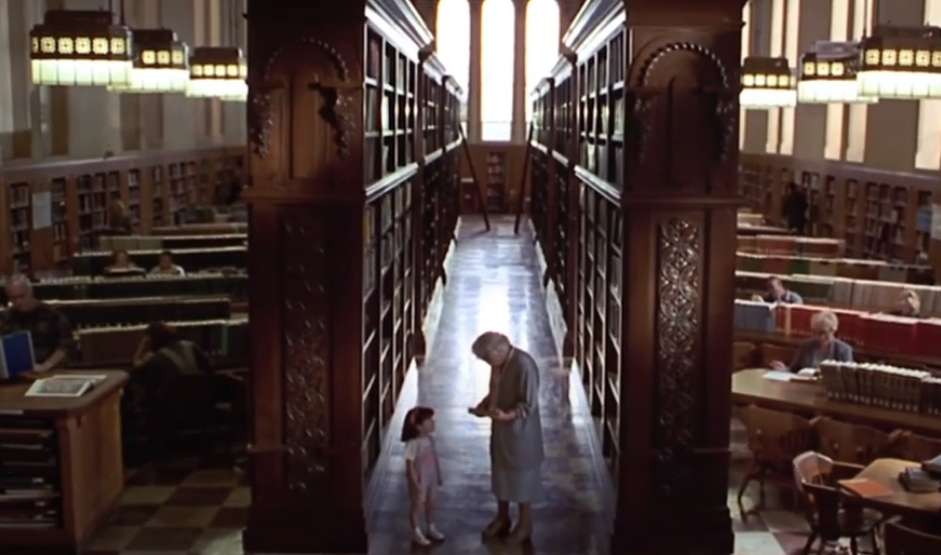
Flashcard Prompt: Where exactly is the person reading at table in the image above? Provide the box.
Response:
[885,288,921,318]
[0,276,74,374]
[752,276,803,304]
[770,310,853,373]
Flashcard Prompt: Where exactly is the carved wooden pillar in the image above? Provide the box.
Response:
[612,0,745,553]
[241,1,368,553]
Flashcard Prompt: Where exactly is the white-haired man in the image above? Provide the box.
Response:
[470,331,544,543]
[1,276,73,373]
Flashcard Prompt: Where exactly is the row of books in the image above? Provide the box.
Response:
[0,422,61,529]
[736,272,939,311]
[72,246,246,275]
[733,300,941,358]
[76,318,248,364]
[736,212,764,226]
[99,234,246,252]
[44,296,232,329]
[736,254,932,283]
[736,235,843,257]
[1,273,248,303]
[818,360,941,415]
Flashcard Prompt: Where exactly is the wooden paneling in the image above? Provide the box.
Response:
[0,147,245,275]
[529,0,744,551]
[241,0,464,552]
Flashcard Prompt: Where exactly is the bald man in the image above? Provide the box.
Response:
[1,277,73,373]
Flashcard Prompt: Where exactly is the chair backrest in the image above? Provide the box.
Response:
[733,342,758,371]
[894,432,941,463]
[793,451,840,533]
[884,519,941,555]
[740,405,818,465]
[761,343,796,367]
[813,416,901,465]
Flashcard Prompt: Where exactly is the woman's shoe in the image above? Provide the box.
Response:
[504,524,532,544]
[482,517,512,539]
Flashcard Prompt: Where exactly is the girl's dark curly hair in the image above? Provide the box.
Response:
[401,406,435,442]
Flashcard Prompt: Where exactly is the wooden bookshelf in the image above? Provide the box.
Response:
[358,23,464,477]
[740,154,936,264]
[0,147,245,275]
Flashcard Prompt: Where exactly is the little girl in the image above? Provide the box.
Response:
[401,406,445,545]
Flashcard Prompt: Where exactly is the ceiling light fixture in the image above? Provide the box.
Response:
[797,41,877,104]
[858,25,941,99]
[29,9,134,87]
[107,29,189,94]
[740,57,797,109]
[185,47,247,102]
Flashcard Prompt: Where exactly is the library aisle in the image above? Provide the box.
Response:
[368,214,612,554]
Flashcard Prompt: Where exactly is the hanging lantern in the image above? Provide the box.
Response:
[797,42,877,104]
[740,57,797,109]
[107,29,189,94]
[186,47,247,102]
[858,25,941,99]
[29,10,133,87]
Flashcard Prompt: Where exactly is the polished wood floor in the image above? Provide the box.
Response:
[85,216,821,554]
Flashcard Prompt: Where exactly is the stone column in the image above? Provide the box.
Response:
[242,0,369,552]
[791,0,832,160]
[62,0,122,158]
[2,0,53,159]
[468,0,483,141]
[915,0,941,170]
[824,0,851,161]
[610,0,745,553]
[843,0,873,162]
[764,0,786,153]
[861,0,923,170]
[510,0,527,142]
[740,0,771,153]
[160,0,200,150]
[220,0,247,145]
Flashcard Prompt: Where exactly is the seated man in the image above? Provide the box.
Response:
[105,249,144,275]
[887,288,921,317]
[0,276,73,373]
[770,310,852,373]
[752,276,803,304]
[149,250,185,276]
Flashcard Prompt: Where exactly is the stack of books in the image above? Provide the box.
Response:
[898,467,941,493]
[817,360,941,413]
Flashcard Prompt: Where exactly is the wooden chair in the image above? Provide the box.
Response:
[891,432,941,463]
[736,405,818,519]
[761,343,796,368]
[883,519,941,555]
[733,341,758,371]
[812,417,904,466]
[792,451,882,555]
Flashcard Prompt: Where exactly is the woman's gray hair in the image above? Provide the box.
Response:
[471,331,510,358]
[810,310,839,332]
[6,275,31,290]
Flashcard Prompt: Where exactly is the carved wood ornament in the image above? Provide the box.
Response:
[654,217,703,497]
[281,213,331,490]
[629,41,738,164]
[248,37,357,160]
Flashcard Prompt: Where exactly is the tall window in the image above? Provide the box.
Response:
[524,0,560,122]
[435,0,470,91]
[481,0,515,141]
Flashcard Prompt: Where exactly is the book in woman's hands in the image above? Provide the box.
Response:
[923,453,941,475]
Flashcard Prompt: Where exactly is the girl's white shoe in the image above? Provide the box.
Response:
[412,527,431,546]
[426,524,445,541]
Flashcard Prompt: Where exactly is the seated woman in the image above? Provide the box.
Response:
[149,250,185,276]
[104,249,143,274]
[886,288,921,317]
[770,310,853,373]
[124,322,211,458]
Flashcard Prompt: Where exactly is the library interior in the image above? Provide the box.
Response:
[3,0,941,554]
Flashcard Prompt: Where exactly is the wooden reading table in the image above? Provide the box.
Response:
[732,369,941,436]
[0,371,128,553]
[842,459,941,520]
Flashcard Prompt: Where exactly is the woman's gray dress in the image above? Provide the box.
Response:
[489,348,544,503]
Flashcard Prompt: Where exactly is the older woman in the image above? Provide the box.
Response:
[887,289,921,317]
[771,310,853,373]
[469,331,544,544]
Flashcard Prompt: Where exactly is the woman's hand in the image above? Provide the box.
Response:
[769,360,786,371]
[490,409,515,422]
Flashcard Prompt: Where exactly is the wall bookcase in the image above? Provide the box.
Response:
[740,155,934,264]
[359,21,464,477]
[0,147,245,275]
